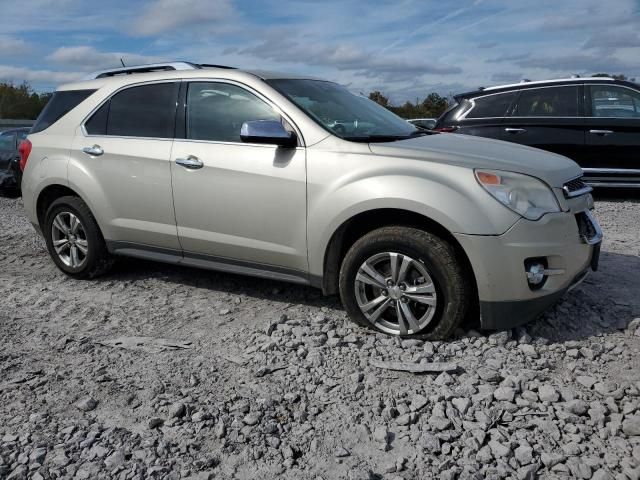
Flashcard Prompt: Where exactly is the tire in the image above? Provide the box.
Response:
[43,195,113,279]
[339,226,472,340]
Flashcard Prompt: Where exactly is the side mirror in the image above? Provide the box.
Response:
[240,120,297,148]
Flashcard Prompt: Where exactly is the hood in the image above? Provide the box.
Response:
[368,133,582,188]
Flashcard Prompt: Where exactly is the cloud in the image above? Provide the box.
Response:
[490,72,523,83]
[0,65,80,85]
[47,46,161,71]
[0,0,638,100]
[583,30,640,51]
[511,53,636,75]
[239,36,461,83]
[0,35,31,56]
[133,0,234,35]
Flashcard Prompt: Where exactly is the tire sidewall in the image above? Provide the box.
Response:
[44,198,99,277]
[339,228,467,339]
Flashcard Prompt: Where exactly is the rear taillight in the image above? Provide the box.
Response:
[434,126,458,133]
[18,139,32,172]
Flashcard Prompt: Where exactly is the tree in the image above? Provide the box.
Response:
[371,91,450,119]
[421,93,449,118]
[592,73,637,82]
[368,90,389,107]
[0,82,51,119]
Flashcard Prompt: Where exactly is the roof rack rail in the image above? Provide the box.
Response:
[197,63,237,70]
[83,62,202,80]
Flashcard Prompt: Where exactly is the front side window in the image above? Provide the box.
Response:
[590,85,640,118]
[512,86,578,117]
[466,92,516,119]
[0,132,16,151]
[186,82,280,142]
[267,79,420,141]
[85,83,178,138]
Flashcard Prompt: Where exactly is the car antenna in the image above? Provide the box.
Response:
[120,58,126,67]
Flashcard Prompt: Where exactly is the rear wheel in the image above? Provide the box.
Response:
[339,226,472,339]
[44,196,113,279]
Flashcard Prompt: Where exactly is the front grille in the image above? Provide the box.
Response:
[575,211,598,243]
[563,177,592,198]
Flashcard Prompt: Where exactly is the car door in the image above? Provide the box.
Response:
[170,80,308,276]
[70,81,181,250]
[583,84,640,184]
[502,85,585,162]
[0,131,17,174]
[456,91,516,139]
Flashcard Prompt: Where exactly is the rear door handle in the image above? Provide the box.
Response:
[175,155,204,169]
[589,129,613,136]
[504,128,526,134]
[82,145,103,156]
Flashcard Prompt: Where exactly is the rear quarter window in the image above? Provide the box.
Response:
[31,89,96,134]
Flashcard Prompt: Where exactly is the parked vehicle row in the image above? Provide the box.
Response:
[0,127,29,195]
[434,77,640,188]
[19,62,601,339]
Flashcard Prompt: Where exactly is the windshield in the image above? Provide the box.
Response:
[267,79,422,142]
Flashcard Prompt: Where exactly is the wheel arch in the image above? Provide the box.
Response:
[321,208,478,303]
[36,184,87,229]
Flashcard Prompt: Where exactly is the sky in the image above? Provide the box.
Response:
[0,0,639,103]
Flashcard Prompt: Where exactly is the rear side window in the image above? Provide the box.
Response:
[512,86,578,117]
[466,92,516,119]
[85,83,179,138]
[589,85,640,118]
[31,89,96,134]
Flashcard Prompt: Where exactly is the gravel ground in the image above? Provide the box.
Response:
[1,193,640,480]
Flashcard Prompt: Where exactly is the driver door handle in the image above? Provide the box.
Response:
[504,127,527,134]
[589,129,613,136]
[175,155,204,169]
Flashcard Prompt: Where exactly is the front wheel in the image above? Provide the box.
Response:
[339,226,472,339]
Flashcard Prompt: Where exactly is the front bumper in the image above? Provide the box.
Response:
[455,208,602,330]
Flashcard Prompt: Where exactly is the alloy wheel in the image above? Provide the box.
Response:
[354,252,438,335]
[51,211,88,269]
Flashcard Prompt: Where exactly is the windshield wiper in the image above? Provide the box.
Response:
[344,132,428,143]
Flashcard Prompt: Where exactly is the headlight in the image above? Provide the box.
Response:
[475,170,560,221]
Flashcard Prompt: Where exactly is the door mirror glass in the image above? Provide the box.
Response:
[240,120,297,147]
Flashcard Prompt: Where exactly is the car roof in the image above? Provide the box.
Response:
[455,77,639,100]
[56,63,328,92]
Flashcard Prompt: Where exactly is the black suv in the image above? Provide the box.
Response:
[435,78,640,188]
[0,127,30,196]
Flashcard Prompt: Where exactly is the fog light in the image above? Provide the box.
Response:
[526,262,546,286]
[527,263,544,285]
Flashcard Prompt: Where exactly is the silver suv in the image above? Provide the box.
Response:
[20,62,602,339]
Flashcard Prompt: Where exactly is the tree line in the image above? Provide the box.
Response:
[369,91,450,119]
[0,83,52,120]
